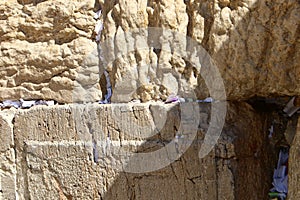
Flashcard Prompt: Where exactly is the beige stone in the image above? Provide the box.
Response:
[99,0,300,102]
[0,0,299,199]
[9,102,274,199]
[0,110,16,200]
[205,0,300,100]
[1,0,299,102]
[0,0,98,103]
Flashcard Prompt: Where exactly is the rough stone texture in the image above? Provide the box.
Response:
[0,0,99,103]
[0,102,272,199]
[0,0,299,199]
[0,110,16,200]
[205,0,300,100]
[1,0,299,103]
[99,0,300,102]
[288,116,300,199]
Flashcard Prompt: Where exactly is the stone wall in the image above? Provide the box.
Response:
[0,0,299,199]
[0,102,277,199]
[0,0,97,103]
[288,117,300,199]
[0,0,299,103]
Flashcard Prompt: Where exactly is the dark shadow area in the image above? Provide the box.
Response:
[247,96,291,113]
[17,0,48,6]
[99,72,109,102]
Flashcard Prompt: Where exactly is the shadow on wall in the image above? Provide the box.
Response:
[100,102,276,200]
[17,0,47,6]
[98,0,284,199]
[195,0,300,100]
[10,0,298,199]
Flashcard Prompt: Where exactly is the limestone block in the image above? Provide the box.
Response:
[0,110,16,200]
[1,0,299,102]
[101,0,300,102]
[0,0,99,103]
[12,102,273,199]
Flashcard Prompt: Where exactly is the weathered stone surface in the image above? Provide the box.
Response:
[205,0,300,100]
[0,0,99,103]
[288,117,300,199]
[99,0,300,102]
[1,0,299,102]
[0,110,16,200]
[1,0,299,198]
[10,102,274,199]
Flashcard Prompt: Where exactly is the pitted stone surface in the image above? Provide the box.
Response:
[0,0,98,103]
[0,0,299,102]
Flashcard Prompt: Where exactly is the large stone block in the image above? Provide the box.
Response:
[0,110,16,200]
[12,102,273,199]
[0,0,99,103]
[99,0,300,102]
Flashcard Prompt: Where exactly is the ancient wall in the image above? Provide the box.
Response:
[0,102,277,200]
[0,0,300,199]
[0,0,299,103]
